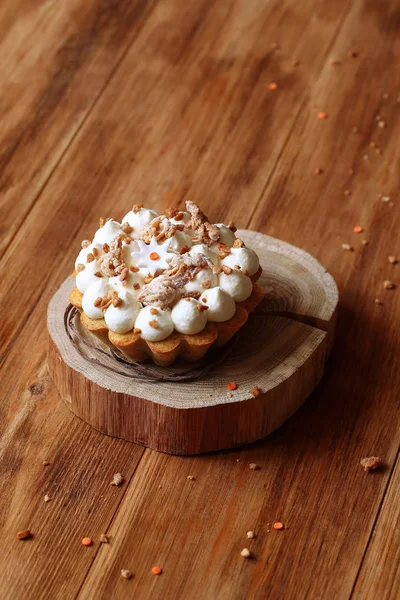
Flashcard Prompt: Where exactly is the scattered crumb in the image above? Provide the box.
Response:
[318,112,328,120]
[17,530,32,540]
[44,495,52,503]
[349,50,359,58]
[227,382,237,391]
[152,566,162,575]
[315,167,323,175]
[353,225,363,233]
[383,280,395,290]
[240,548,252,558]
[363,154,369,160]
[111,473,124,486]
[352,126,359,133]
[374,299,383,305]
[236,458,241,462]
[247,531,256,539]
[378,120,386,128]
[82,537,92,547]
[382,196,391,202]
[362,240,369,246]
[341,243,354,251]
[99,534,109,543]
[187,475,196,481]
[388,256,398,264]
[42,460,50,467]
[360,456,383,472]
[273,522,284,530]
[268,82,278,90]
[249,463,260,471]
[250,386,262,397]
[344,190,351,196]
[121,569,133,579]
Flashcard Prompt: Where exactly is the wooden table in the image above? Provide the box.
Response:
[1,0,399,598]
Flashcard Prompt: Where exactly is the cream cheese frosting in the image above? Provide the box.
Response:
[73,201,260,340]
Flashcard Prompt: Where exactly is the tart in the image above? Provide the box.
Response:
[70,201,264,366]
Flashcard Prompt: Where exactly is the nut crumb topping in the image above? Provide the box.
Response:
[99,217,105,228]
[103,243,110,253]
[133,283,140,290]
[150,307,159,315]
[94,271,103,278]
[81,240,91,248]
[129,265,139,272]
[201,280,211,289]
[86,253,94,263]
[132,203,143,213]
[233,238,245,248]
[148,319,159,329]
[222,265,233,274]
[121,222,133,234]
[197,304,208,312]
[77,263,85,272]
[250,385,261,397]
[94,297,102,307]
[134,328,141,334]
[360,456,383,472]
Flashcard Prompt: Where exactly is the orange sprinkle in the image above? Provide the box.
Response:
[152,566,162,575]
[318,112,328,120]
[149,252,160,261]
[82,537,92,546]
[227,382,237,390]
[353,226,363,233]
[268,82,278,90]
[273,522,284,530]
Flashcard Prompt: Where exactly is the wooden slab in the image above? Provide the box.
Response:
[47,231,338,454]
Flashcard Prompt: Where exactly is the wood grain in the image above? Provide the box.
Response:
[0,0,154,258]
[0,0,399,597]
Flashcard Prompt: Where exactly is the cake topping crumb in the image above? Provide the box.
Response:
[81,240,91,248]
[77,263,85,272]
[121,569,133,579]
[222,266,233,274]
[240,548,252,558]
[249,463,260,470]
[111,473,124,486]
[149,319,159,329]
[383,280,395,289]
[17,529,32,540]
[132,203,143,213]
[250,386,261,397]
[197,304,208,312]
[360,456,383,472]
[233,238,245,248]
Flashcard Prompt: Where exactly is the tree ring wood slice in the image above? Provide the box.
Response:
[47,231,338,455]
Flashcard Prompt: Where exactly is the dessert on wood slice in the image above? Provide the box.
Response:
[48,213,338,454]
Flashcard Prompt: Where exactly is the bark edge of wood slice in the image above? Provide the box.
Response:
[47,230,338,455]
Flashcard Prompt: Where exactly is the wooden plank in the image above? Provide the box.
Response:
[0,314,145,598]
[0,0,155,259]
[77,1,400,598]
[352,456,400,599]
[0,0,350,358]
[0,0,350,595]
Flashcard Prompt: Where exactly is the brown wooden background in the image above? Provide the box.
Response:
[1,0,399,598]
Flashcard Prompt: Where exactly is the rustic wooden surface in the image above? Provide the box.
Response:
[0,0,399,597]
